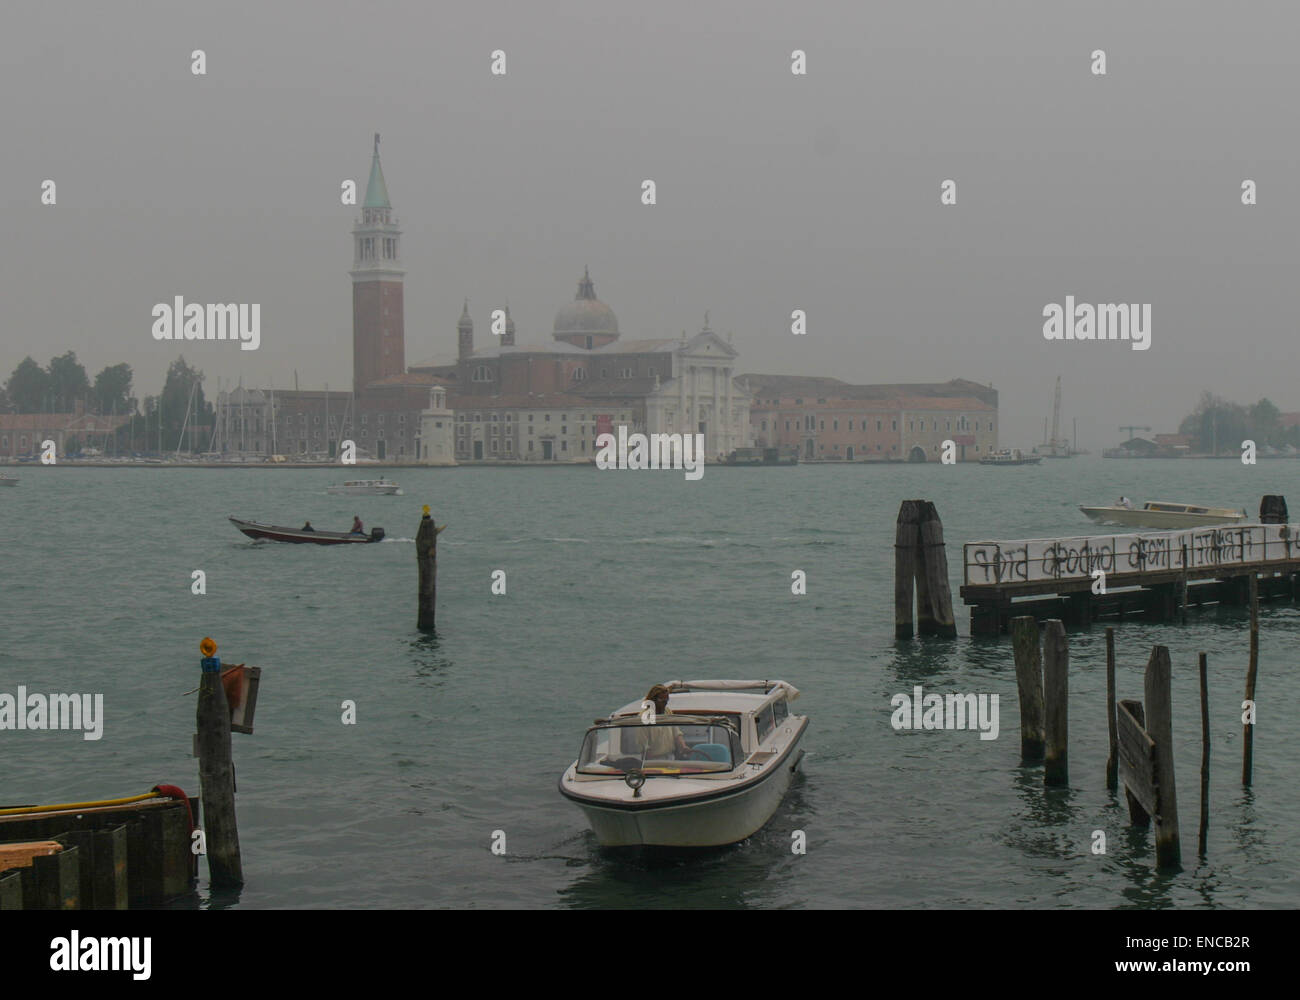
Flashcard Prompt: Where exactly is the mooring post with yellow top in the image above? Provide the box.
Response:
[416,506,445,631]
[196,637,243,887]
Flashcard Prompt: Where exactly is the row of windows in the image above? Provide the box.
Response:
[774,418,993,433]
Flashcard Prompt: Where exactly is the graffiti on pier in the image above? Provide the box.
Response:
[964,524,1299,587]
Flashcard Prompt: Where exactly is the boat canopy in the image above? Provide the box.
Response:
[663,679,801,703]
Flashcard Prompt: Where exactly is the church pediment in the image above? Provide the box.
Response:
[680,329,738,359]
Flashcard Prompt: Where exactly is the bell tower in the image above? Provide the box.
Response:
[351,133,405,396]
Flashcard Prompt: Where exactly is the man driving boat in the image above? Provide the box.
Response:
[636,684,691,759]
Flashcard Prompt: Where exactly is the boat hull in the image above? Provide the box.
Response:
[560,722,807,847]
[1079,506,1243,529]
[325,485,401,495]
[229,517,383,544]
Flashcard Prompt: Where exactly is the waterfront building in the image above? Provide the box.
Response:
[745,375,998,461]
[0,405,131,459]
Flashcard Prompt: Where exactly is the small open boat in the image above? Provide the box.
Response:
[0,475,18,486]
[326,477,401,495]
[1078,500,1246,529]
[229,517,386,544]
[559,679,807,847]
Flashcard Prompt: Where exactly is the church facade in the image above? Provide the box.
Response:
[411,269,752,463]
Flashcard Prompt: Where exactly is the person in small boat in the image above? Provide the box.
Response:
[351,515,364,534]
[302,521,315,531]
[637,684,690,759]
[1118,496,1135,509]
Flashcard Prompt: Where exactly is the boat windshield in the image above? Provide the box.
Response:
[577,719,742,775]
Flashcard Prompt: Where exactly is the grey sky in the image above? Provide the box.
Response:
[2,0,1296,448]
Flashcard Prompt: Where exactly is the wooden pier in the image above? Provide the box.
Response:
[960,521,1300,634]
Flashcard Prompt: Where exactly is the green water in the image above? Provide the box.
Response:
[2,459,1297,907]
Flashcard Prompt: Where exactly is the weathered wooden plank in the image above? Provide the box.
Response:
[0,840,62,872]
[93,824,129,910]
[1010,616,1044,761]
[32,845,80,909]
[1145,645,1181,869]
[1118,699,1157,818]
[0,869,23,909]
[1042,620,1069,785]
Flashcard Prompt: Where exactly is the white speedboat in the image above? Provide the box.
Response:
[1079,500,1246,529]
[325,477,402,496]
[559,679,808,847]
[979,448,1041,466]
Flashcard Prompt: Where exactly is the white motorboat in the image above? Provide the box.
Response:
[559,679,808,847]
[1079,500,1246,529]
[325,477,402,496]
[0,475,18,486]
[979,448,1041,466]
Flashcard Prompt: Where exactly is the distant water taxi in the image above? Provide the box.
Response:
[560,679,808,848]
[326,477,402,496]
[979,449,1041,466]
[1078,500,1246,529]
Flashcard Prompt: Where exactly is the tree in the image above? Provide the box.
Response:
[47,352,91,412]
[160,356,210,452]
[93,363,134,416]
[1249,398,1281,448]
[1178,391,1248,455]
[5,357,49,413]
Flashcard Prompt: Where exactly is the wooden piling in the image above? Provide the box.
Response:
[1144,645,1181,869]
[1199,651,1210,858]
[1242,573,1259,786]
[1105,627,1118,791]
[416,506,442,631]
[916,502,957,638]
[1010,616,1045,762]
[893,500,920,639]
[1042,620,1069,786]
[196,638,243,887]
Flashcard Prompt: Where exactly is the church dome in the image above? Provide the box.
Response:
[553,267,618,341]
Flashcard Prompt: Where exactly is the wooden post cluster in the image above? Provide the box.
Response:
[893,500,956,639]
[196,640,243,887]
[1117,645,1181,871]
[1008,615,1067,784]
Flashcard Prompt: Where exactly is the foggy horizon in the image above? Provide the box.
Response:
[3,0,1297,449]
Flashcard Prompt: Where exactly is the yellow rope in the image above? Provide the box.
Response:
[0,791,161,817]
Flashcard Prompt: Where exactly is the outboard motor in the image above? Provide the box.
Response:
[369,527,386,542]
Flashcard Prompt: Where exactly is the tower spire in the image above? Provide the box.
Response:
[364,133,391,209]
